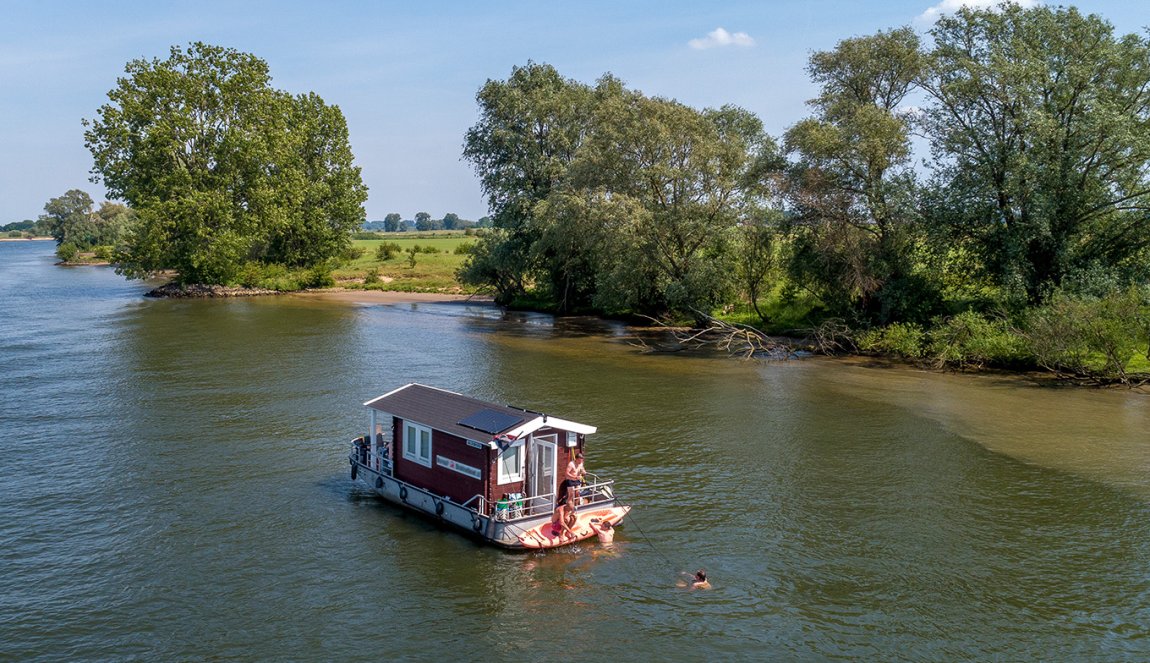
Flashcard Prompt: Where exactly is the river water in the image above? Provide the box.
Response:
[3,239,1150,661]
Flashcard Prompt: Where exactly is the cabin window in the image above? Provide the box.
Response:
[404,422,433,468]
[497,441,524,485]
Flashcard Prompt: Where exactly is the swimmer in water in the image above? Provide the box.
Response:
[589,518,614,544]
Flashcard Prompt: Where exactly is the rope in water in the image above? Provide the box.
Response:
[614,495,679,571]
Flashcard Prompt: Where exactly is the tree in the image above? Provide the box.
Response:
[39,189,93,245]
[462,62,594,304]
[384,212,402,232]
[442,212,461,230]
[414,211,433,231]
[921,5,1150,302]
[570,83,778,318]
[83,42,367,285]
[784,27,931,323]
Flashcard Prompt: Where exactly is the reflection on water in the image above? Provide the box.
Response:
[3,239,1150,660]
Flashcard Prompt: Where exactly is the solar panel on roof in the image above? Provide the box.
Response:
[458,409,525,435]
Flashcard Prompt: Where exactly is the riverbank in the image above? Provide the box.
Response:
[145,281,492,304]
[290,288,494,305]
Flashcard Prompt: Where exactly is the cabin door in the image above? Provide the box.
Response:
[528,435,558,510]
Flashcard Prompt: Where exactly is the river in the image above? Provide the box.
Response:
[2,239,1149,660]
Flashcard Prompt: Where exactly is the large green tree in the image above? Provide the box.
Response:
[84,42,367,285]
[39,189,93,246]
[571,85,778,317]
[461,62,594,303]
[921,5,1150,302]
[785,27,931,323]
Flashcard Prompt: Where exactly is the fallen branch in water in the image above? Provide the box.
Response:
[631,309,794,359]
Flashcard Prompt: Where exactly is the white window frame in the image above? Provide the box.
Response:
[496,440,525,485]
[403,421,433,468]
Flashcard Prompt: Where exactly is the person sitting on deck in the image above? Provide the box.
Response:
[589,518,614,545]
[551,502,577,541]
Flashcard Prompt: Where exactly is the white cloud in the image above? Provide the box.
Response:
[915,0,1039,27]
[688,27,755,50]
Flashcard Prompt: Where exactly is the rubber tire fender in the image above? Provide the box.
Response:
[471,515,483,532]
[399,485,408,502]
[375,477,383,489]
[435,500,445,517]
[350,463,358,481]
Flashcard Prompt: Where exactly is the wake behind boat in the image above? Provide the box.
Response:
[348,384,629,549]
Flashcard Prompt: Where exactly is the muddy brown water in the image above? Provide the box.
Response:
[3,240,1149,660]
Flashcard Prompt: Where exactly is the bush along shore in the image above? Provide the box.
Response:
[145,283,283,298]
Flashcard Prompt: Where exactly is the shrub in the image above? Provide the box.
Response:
[927,311,1027,369]
[56,242,79,262]
[364,267,380,285]
[1025,289,1149,381]
[856,322,926,358]
[376,242,402,261]
[341,246,366,261]
[302,264,335,288]
[454,242,475,255]
[92,245,113,261]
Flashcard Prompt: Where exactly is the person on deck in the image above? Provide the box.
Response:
[562,451,586,506]
[552,502,577,541]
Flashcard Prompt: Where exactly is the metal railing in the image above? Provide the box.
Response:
[491,476,617,521]
[349,438,392,476]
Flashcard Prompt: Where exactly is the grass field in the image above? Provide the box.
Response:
[334,232,478,293]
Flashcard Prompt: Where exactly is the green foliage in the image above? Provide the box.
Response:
[39,190,94,246]
[927,311,1028,370]
[922,5,1150,303]
[55,242,79,263]
[341,246,366,261]
[376,242,402,261]
[454,242,475,255]
[857,322,926,359]
[1024,289,1150,381]
[784,28,926,324]
[234,261,334,290]
[363,267,381,285]
[84,42,367,285]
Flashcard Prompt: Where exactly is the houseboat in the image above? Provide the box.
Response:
[348,384,630,549]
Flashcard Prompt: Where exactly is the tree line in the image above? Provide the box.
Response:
[364,212,492,232]
[459,4,1150,380]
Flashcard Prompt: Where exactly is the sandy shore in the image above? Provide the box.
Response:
[289,288,495,305]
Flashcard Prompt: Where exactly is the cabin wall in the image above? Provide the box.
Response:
[394,417,486,505]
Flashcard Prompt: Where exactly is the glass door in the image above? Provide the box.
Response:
[529,434,557,512]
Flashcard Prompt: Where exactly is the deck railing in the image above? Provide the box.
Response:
[349,438,392,476]
[492,476,617,521]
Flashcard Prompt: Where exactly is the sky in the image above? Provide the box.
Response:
[1,0,1145,224]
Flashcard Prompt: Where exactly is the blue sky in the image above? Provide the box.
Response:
[1,1,1145,223]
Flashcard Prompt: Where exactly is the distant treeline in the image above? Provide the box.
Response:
[457,4,1150,382]
[363,213,492,232]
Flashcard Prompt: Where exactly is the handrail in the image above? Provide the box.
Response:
[461,494,487,514]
